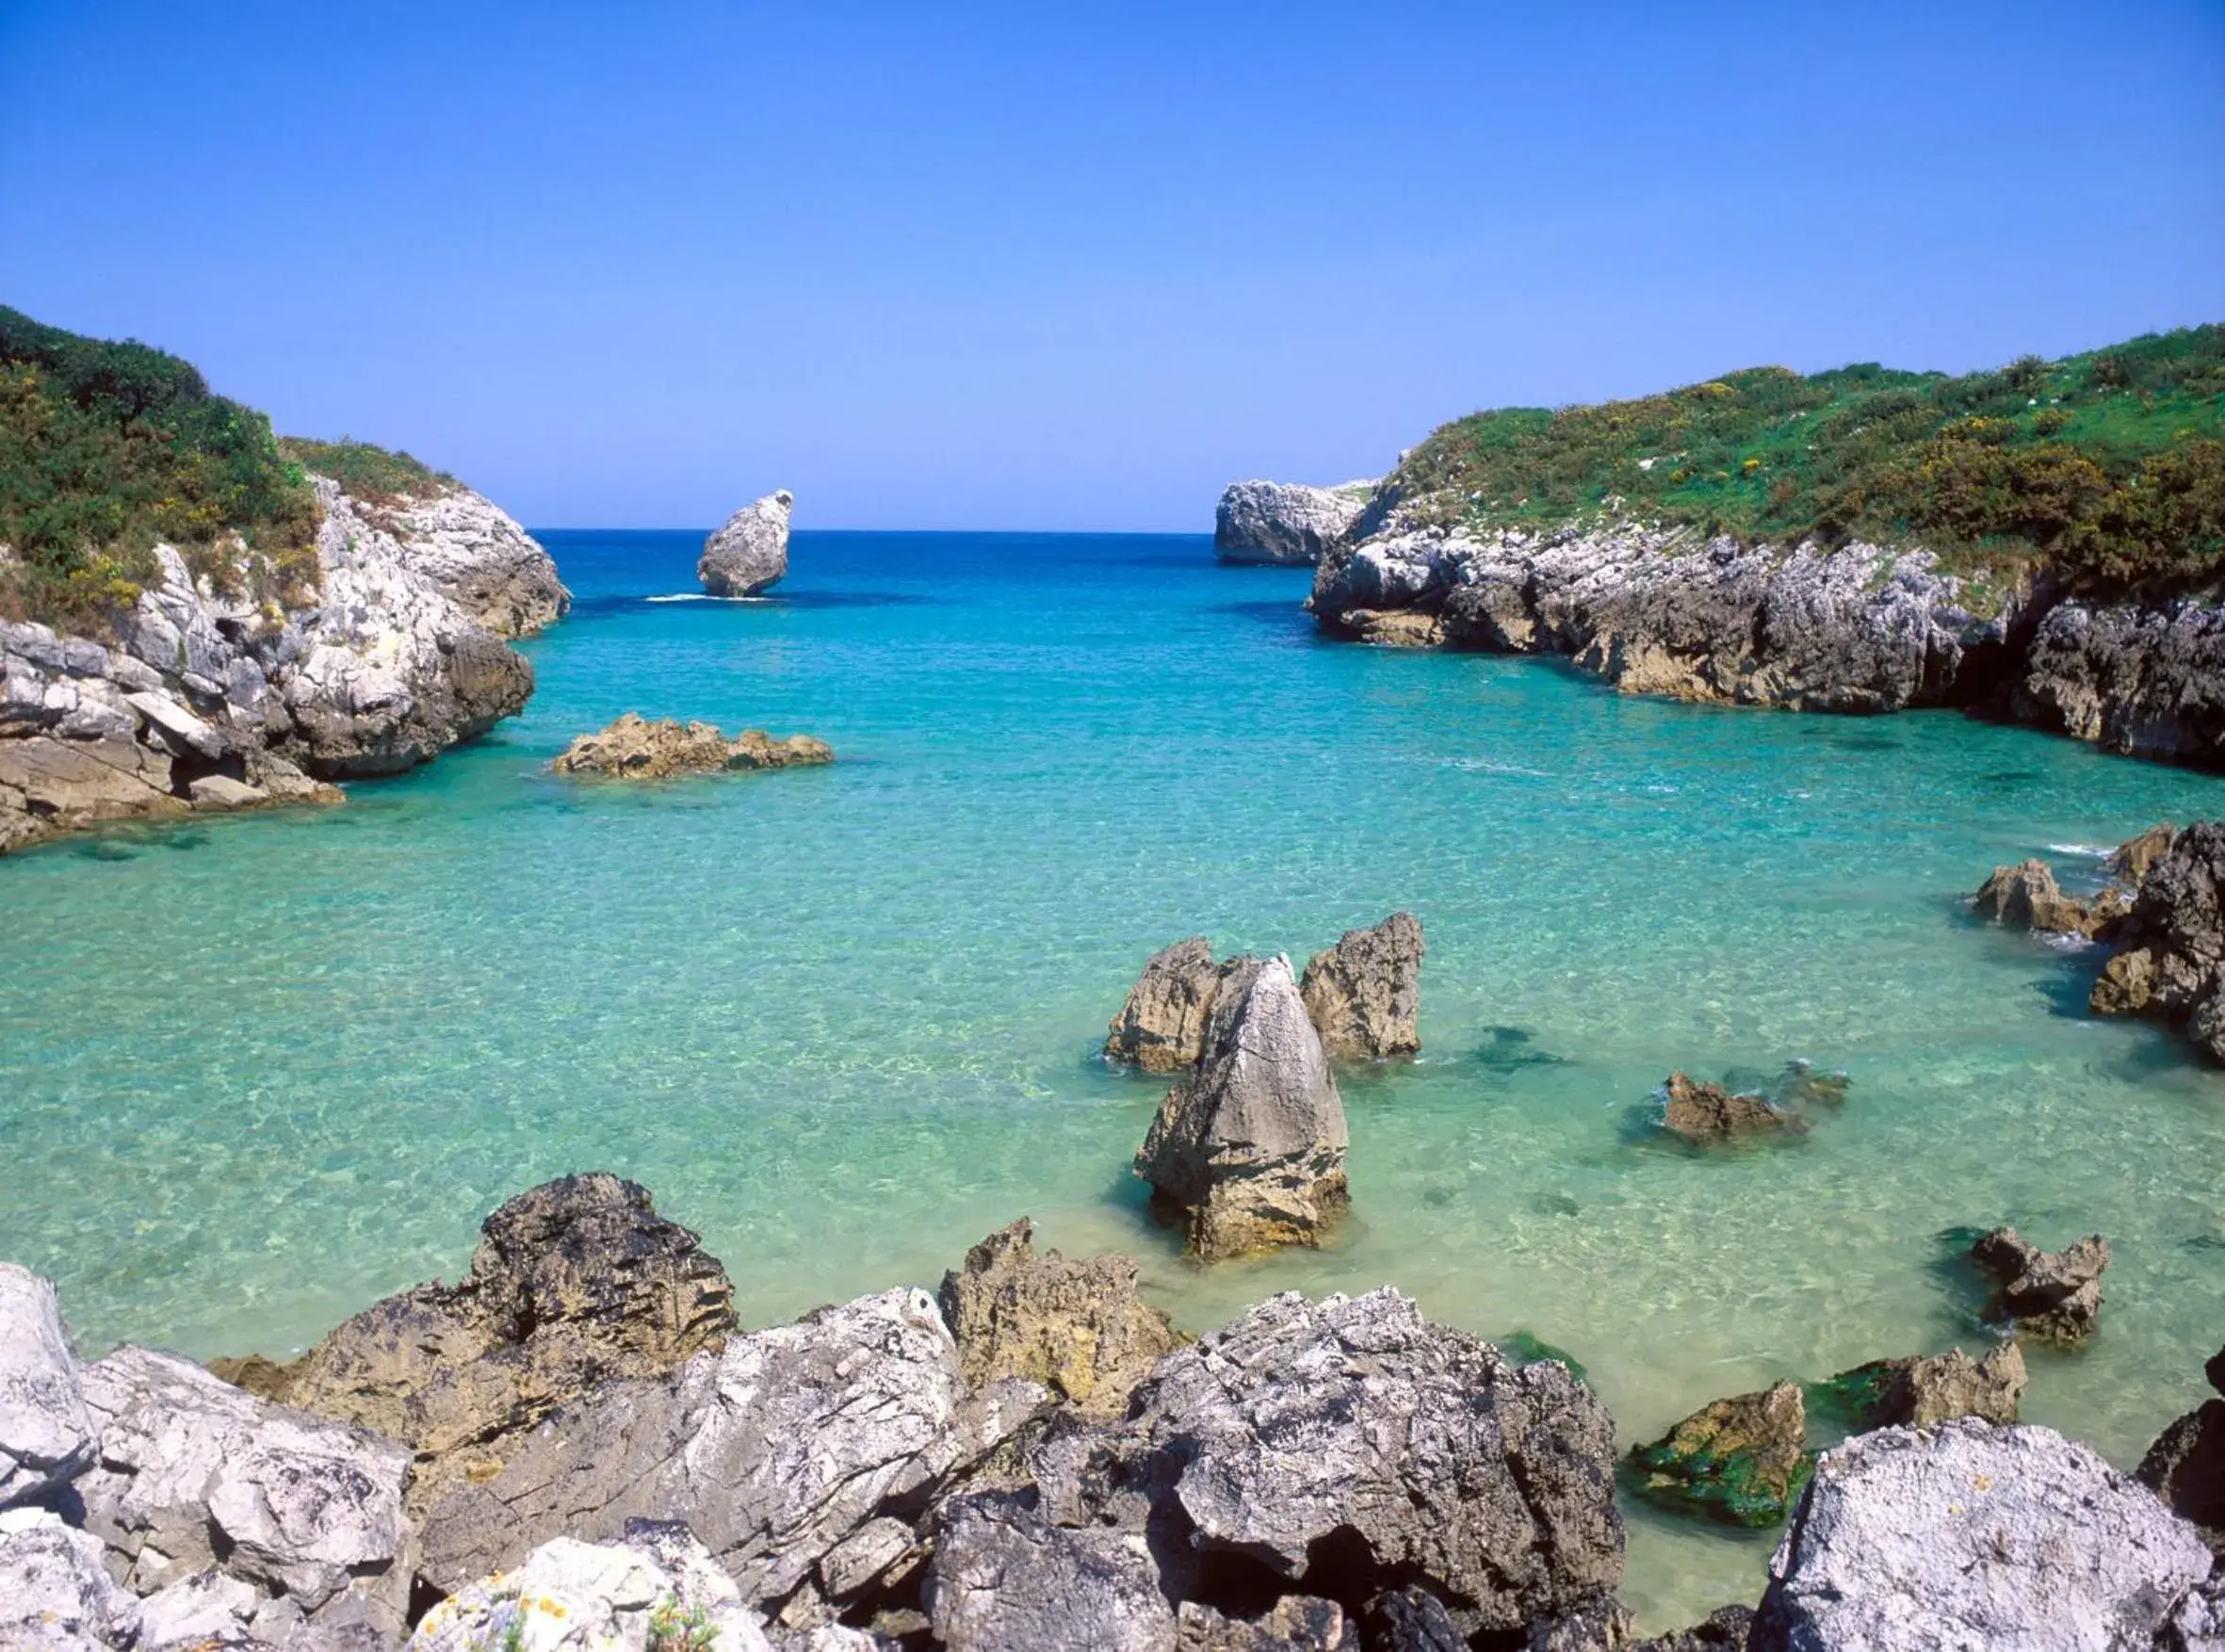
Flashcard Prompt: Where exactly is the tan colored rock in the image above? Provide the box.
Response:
[1348,609,1446,648]
[1972,1226,2109,1345]
[2092,945,2159,1014]
[2111,822,2179,885]
[1301,912,1424,1060]
[1629,1381,1811,1528]
[1662,1074,1802,1142]
[936,1219,1180,1417]
[1105,938,1230,1073]
[552,712,834,780]
[1822,1343,2026,1429]
[1973,858,2095,935]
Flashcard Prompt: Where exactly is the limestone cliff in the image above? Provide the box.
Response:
[1213,478,1372,566]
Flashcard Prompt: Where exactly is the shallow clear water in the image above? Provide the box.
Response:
[5,529,2222,1628]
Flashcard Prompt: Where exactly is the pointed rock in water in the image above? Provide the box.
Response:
[1973,857,2098,936]
[1629,1381,1813,1528]
[1971,1225,2109,1344]
[936,1218,1180,1417]
[700,489,794,596]
[1814,1342,2026,1430]
[1661,1072,1802,1142]
[1105,937,1234,1073]
[1134,955,1350,1261]
[1300,911,1424,1060]
[552,712,833,779]
[1214,479,1372,567]
[412,1528,774,1652]
[0,1263,94,1509]
[1750,1420,2214,1652]
[251,1172,736,1511]
[2138,1343,2225,1554]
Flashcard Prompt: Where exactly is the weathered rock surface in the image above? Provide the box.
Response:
[700,490,794,596]
[1818,1342,2027,1430]
[1973,857,2103,936]
[2139,1344,2225,1554]
[551,712,834,780]
[248,1174,735,1511]
[1661,1073,1801,1142]
[2017,598,2225,767]
[1176,1596,1358,1651]
[1298,912,1423,1061]
[2091,821,2225,1060]
[1628,1381,1812,1528]
[1972,1225,2109,1344]
[1750,1419,2214,1651]
[1628,1605,1758,1652]
[418,1287,1020,1612]
[0,1507,143,1650]
[925,1492,1175,1651]
[1106,938,1234,1073]
[76,1343,414,1641]
[0,1263,94,1508]
[1134,956,1349,1261]
[2162,1571,2225,1652]
[937,1219,1180,1417]
[359,480,570,640]
[1214,480,1372,567]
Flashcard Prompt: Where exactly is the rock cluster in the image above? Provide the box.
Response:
[552,712,835,779]
[1972,1225,2110,1344]
[2139,1345,2225,1554]
[700,490,795,596]
[1213,480,1373,567]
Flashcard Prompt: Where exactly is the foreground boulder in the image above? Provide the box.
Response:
[413,1526,773,1651]
[1971,1225,2109,1344]
[1214,480,1372,567]
[2091,820,2225,1060]
[552,712,834,780]
[1134,956,1349,1261]
[1751,1419,2213,1651]
[700,490,794,596]
[1298,912,1423,1060]
[1628,1381,1812,1528]
[0,1263,94,1509]
[1661,1073,1802,1142]
[937,1219,1181,1417]
[925,1494,1174,1651]
[0,1508,142,1650]
[230,1174,736,1511]
[2139,1345,2225,1553]
[1816,1342,2026,1430]
[1105,938,1234,1073]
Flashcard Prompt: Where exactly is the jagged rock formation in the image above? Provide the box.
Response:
[1299,911,1423,1060]
[0,1509,144,1651]
[1661,1073,1801,1142]
[935,1219,1180,1417]
[224,1174,737,1511]
[1973,857,2113,936]
[0,1263,93,1508]
[413,1527,774,1651]
[1214,480,1372,567]
[2016,599,2225,763]
[1750,1420,2214,1651]
[1972,1226,2109,1344]
[356,479,570,640]
[1134,956,1349,1260]
[551,712,834,780]
[1105,938,1233,1073]
[1628,1381,1812,1528]
[700,490,794,596]
[2091,821,2225,1060]
[1630,1606,1758,1652]
[925,1494,1174,1651]
[2139,1345,2225,1554]
[1818,1343,2027,1430]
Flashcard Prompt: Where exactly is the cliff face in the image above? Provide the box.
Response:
[1214,479,1372,566]
[0,477,567,854]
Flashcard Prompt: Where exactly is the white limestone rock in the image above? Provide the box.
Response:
[412,1527,773,1652]
[1215,479,1372,566]
[372,482,570,639]
[0,1263,94,1508]
[0,1507,142,1650]
[700,491,794,596]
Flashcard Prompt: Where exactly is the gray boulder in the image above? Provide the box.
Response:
[1971,1226,2109,1344]
[2017,598,2225,767]
[700,490,794,596]
[1107,938,1233,1073]
[0,1508,142,1650]
[2091,821,2225,1061]
[2161,1571,2225,1652]
[1215,481,1372,567]
[925,1493,1176,1652]
[1133,956,1349,1261]
[1299,911,1424,1060]
[1751,1419,2213,1651]
[0,1263,93,1508]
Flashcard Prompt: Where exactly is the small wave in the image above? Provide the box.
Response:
[2042,931,2100,953]
[1442,758,1551,778]
[643,592,771,604]
[2047,843,2114,858]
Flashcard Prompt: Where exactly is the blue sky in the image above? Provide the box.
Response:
[3,2,2220,531]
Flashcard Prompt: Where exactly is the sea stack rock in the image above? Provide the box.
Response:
[1104,937,1234,1073]
[1133,955,1349,1261]
[699,489,794,596]
[1300,911,1424,1060]
[1214,479,1372,567]
[2089,820,2225,1058]
[1661,1073,1802,1142]
[1972,858,2098,936]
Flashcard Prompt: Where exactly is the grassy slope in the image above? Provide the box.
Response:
[1392,324,2225,597]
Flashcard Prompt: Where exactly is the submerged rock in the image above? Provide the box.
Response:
[1214,480,1372,567]
[1750,1419,2213,1651]
[1298,911,1424,1061]
[1660,1073,1802,1142]
[0,1263,94,1509]
[552,712,834,780]
[700,490,794,596]
[2138,1344,2225,1553]
[1814,1342,2026,1430]
[1134,956,1349,1261]
[1106,938,1235,1073]
[1628,1381,1812,1528]
[936,1219,1180,1417]
[1971,1225,2109,1344]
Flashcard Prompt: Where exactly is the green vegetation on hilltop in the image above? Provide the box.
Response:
[276,436,453,508]
[1395,324,2225,595]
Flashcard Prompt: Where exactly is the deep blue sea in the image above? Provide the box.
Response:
[6,528,2222,1626]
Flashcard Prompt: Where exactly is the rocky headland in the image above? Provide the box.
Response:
[1213,480,1373,567]
[701,492,795,597]
[553,714,835,780]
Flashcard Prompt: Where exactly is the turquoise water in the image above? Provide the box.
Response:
[5,529,2223,1627]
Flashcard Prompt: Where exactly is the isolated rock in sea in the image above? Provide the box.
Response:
[1628,1381,1812,1528]
[551,712,834,780]
[0,1508,143,1651]
[1105,937,1231,1072]
[1134,955,1350,1261]
[925,1493,1176,1652]
[2138,1344,2225,1553]
[418,1286,1017,1611]
[1971,1225,2109,1344]
[1749,1419,2214,1652]
[75,1343,414,1641]
[261,1173,736,1510]
[936,1219,1180,1417]
[1299,911,1424,1060]
[1176,1596,1359,1650]
[1816,1342,2027,1430]
[2090,820,2225,1059]
[1973,857,2097,936]
[0,1263,94,1508]
[1214,480,1372,567]
[412,1527,773,1652]
[700,490,795,596]
[1661,1073,1801,1142]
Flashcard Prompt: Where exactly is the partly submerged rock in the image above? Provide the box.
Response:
[1134,956,1349,1261]
[1105,938,1233,1074]
[0,1507,143,1651]
[2090,820,2225,1061]
[0,1263,94,1508]
[1660,1073,1802,1142]
[262,1173,736,1510]
[1971,1225,2109,1344]
[2139,1344,2225,1553]
[924,1492,1175,1652]
[1628,1381,1813,1528]
[1813,1342,2026,1430]
[552,712,834,780]
[1214,480,1372,567]
[1298,911,1424,1061]
[700,490,794,596]
[1973,857,2098,936]
[1750,1419,2214,1651]
[936,1219,1180,1417]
